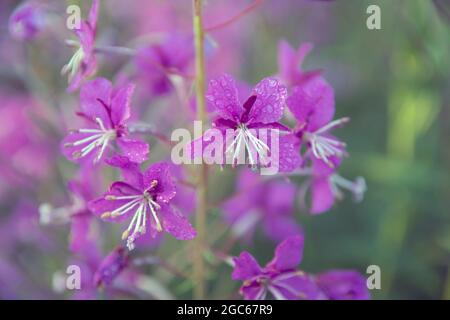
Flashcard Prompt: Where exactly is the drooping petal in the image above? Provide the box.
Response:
[79,78,113,125]
[206,74,243,121]
[111,83,135,125]
[117,137,149,164]
[232,252,262,281]
[105,155,143,189]
[160,205,196,240]
[240,282,266,300]
[316,270,370,300]
[93,246,129,287]
[310,177,335,214]
[143,163,176,203]
[247,77,287,124]
[287,77,335,132]
[266,235,304,272]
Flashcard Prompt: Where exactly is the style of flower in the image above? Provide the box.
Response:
[287,75,348,167]
[232,235,370,300]
[61,0,99,92]
[221,168,302,242]
[62,78,149,164]
[89,155,196,250]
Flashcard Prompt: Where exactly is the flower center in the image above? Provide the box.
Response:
[226,124,270,168]
[65,117,116,163]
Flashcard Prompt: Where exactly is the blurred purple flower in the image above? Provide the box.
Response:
[222,169,302,242]
[61,0,99,92]
[9,1,46,41]
[62,78,149,164]
[89,155,196,250]
[277,40,321,88]
[134,33,194,96]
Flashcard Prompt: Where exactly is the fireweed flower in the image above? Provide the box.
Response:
[61,0,99,92]
[9,1,46,41]
[89,155,196,250]
[62,78,149,164]
[135,34,194,96]
[316,270,370,300]
[221,169,302,242]
[192,74,297,170]
[287,76,348,167]
[232,236,370,300]
[232,236,321,300]
[277,40,321,88]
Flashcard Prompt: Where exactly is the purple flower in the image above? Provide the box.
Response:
[232,236,321,300]
[232,236,370,300]
[222,169,302,242]
[277,40,321,88]
[135,33,194,96]
[316,270,370,300]
[62,78,149,164]
[287,76,348,167]
[9,1,46,41]
[61,0,99,92]
[193,74,298,170]
[89,155,196,250]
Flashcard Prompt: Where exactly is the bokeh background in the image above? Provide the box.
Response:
[0,0,449,299]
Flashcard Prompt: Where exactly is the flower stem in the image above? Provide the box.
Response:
[193,0,207,300]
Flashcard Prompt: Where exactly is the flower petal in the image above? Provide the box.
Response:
[111,83,135,125]
[143,163,176,203]
[79,78,113,125]
[310,177,335,214]
[206,74,243,121]
[105,155,143,189]
[117,138,149,164]
[316,270,370,300]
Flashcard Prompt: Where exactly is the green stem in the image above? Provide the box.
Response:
[192,0,207,300]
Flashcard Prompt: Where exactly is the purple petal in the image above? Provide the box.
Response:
[276,134,302,173]
[316,270,370,300]
[232,252,262,281]
[270,271,322,300]
[117,138,149,163]
[93,247,129,287]
[79,78,113,125]
[267,235,304,272]
[263,216,303,243]
[206,74,243,121]
[88,0,100,31]
[240,283,266,300]
[69,214,93,253]
[310,177,335,214]
[160,205,196,240]
[111,83,135,125]
[247,77,287,124]
[105,155,143,189]
[287,77,335,132]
